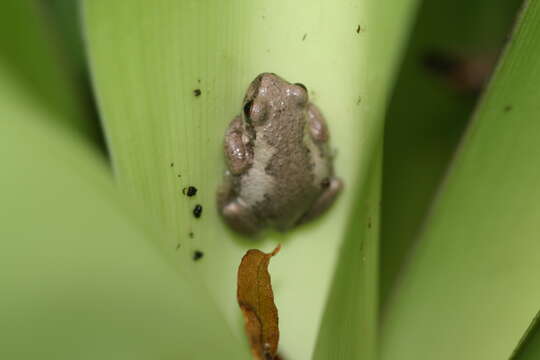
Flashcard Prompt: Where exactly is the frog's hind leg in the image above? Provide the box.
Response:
[220,198,262,236]
[299,177,343,225]
[217,176,261,236]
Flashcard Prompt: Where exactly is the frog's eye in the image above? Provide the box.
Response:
[245,100,266,125]
[294,82,307,92]
[243,100,253,121]
[291,83,309,105]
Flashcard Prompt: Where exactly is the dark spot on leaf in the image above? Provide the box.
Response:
[356,96,362,105]
[176,243,181,250]
[193,89,202,97]
[177,174,181,178]
[170,162,174,167]
[189,232,194,239]
[356,24,362,33]
[423,51,458,75]
[193,204,203,218]
[182,186,197,196]
[423,50,495,94]
[186,186,198,197]
[504,105,512,112]
[367,217,372,229]
[302,33,307,41]
[193,250,204,261]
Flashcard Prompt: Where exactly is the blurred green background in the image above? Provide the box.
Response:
[380,0,523,303]
[4,0,540,359]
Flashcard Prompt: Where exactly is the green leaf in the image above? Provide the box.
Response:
[312,0,420,358]
[0,1,98,141]
[509,310,540,360]
[43,0,87,75]
[380,0,523,303]
[0,64,246,359]
[313,149,381,360]
[380,1,540,359]
[83,0,396,358]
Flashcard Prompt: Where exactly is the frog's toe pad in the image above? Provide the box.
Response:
[220,200,261,236]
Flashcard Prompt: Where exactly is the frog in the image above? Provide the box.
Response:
[217,73,342,235]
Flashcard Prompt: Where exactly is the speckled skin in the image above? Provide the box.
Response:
[217,73,342,235]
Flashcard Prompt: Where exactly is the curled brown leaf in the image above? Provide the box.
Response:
[237,245,281,360]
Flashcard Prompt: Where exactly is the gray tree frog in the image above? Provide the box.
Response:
[217,73,342,235]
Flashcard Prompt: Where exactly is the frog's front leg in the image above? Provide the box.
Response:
[224,115,253,175]
[303,103,342,223]
[218,116,260,235]
[306,103,329,143]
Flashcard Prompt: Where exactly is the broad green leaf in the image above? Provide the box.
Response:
[381,1,540,359]
[0,65,246,359]
[313,149,381,360]
[380,0,523,303]
[83,1,387,358]
[509,310,540,360]
[0,1,97,141]
[312,0,419,358]
[43,0,87,75]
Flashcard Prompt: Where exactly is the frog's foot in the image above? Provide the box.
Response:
[300,177,343,224]
[220,198,261,236]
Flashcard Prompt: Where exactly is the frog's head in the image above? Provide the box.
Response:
[242,73,308,127]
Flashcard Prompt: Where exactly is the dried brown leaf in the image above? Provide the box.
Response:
[237,245,281,360]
